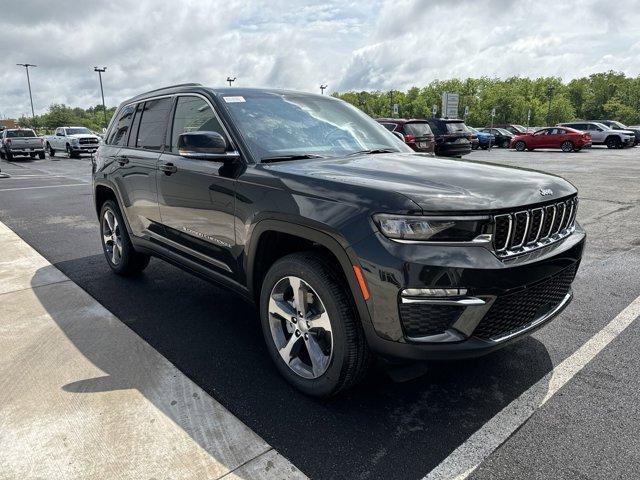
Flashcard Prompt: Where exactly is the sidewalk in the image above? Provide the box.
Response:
[0,220,305,480]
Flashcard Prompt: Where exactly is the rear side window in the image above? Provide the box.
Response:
[136,98,173,150]
[107,105,135,146]
[404,123,432,136]
[169,96,226,152]
[6,129,36,138]
[127,103,144,148]
[380,123,397,131]
[445,122,468,133]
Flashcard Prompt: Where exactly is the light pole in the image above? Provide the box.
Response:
[227,76,236,87]
[16,64,37,129]
[94,67,108,128]
[320,84,327,95]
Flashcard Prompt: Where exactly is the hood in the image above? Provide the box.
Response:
[609,129,635,136]
[68,134,99,139]
[265,152,577,213]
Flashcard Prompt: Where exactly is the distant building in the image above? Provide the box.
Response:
[0,119,19,130]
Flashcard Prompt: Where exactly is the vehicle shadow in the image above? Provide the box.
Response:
[36,255,554,480]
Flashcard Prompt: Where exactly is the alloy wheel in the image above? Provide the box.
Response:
[102,209,123,266]
[268,276,333,379]
[561,141,573,152]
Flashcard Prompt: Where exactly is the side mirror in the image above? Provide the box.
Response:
[392,131,405,141]
[177,131,239,162]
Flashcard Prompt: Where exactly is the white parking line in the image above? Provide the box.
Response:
[0,183,87,192]
[424,294,640,480]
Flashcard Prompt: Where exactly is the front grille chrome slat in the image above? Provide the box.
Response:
[492,197,578,258]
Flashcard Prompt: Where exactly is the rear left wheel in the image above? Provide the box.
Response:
[259,252,370,397]
[561,141,574,152]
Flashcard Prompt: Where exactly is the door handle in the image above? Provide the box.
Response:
[117,156,129,166]
[159,162,178,175]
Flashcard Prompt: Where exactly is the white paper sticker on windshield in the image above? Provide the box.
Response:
[223,96,246,103]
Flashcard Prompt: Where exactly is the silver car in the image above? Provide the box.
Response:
[558,121,635,149]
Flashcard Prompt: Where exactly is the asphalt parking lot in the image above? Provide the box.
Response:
[1,146,639,479]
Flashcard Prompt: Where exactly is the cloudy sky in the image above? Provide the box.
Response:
[1,0,639,118]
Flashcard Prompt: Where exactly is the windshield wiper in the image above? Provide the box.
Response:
[261,154,324,163]
[346,148,397,156]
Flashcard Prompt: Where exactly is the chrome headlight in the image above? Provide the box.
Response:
[373,214,489,242]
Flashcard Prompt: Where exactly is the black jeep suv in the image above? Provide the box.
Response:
[93,84,585,397]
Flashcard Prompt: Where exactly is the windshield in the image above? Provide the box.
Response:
[221,92,409,161]
[511,124,527,133]
[593,122,611,131]
[497,128,513,135]
[404,122,432,136]
[6,129,36,138]
[608,121,626,129]
[66,127,92,135]
[444,122,469,133]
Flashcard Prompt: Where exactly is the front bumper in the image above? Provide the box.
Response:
[70,144,99,153]
[352,225,586,360]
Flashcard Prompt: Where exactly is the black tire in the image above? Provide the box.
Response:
[606,136,621,149]
[514,140,526,152]
[38,151,45,159]
[30,152,36,158]
[481,145,489,150]
[0,150,5,160]
[471,144,479,150]
[6,151,13,161]
[66,144,79,159]
[561,140,574,152]
[99,200,150,276]
[47,143,55,157]
[259,252,370,397]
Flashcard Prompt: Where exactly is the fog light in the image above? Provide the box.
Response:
[402,288,468,297]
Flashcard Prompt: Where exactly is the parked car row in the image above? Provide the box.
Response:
[377,117,479,157]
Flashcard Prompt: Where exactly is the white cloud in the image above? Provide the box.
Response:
[1,0,638,119]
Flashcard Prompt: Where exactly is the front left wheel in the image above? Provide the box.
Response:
[259,252,370,397]
[99,200,150,276]
[514,140,526,151]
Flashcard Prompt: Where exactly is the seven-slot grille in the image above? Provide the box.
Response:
[493,197,577,257]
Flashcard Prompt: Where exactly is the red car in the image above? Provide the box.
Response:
[511,127,591,152]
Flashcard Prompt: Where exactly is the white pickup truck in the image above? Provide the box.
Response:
[44,126,101,158]
[0,128,45,160]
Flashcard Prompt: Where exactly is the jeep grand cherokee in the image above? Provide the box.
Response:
[92,84,585,397]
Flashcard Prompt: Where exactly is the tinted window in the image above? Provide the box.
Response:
[6,129,36,138]
[445,122,468,133]
[380,123,396,131]
[404,122,432,136]
[136,98,173,150]
[127,103,143,148]
[107,105,135,146]
[170,96,225,152]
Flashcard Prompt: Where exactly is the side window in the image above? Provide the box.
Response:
[380,123,396,132]
[107,105,135,146]
[169,96,226,152]
[127,103,144,148]
[136,98,173,150]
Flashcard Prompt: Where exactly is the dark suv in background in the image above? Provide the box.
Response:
[425,118,473,157]
[93,84,585,397]
[376,118,435,153]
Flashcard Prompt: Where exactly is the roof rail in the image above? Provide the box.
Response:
[140,83,202,96]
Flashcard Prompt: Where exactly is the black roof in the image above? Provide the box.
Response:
[120,84,331,106]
